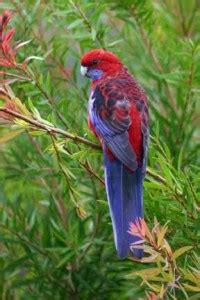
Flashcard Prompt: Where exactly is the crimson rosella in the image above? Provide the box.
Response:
[80,49,149,258]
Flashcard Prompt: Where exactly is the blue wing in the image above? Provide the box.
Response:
[89,86,138,171]
[88,83,148,258]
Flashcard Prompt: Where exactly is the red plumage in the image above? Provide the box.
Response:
[81,49,148,165]
[80,49,149,257]
[129,105,142,162]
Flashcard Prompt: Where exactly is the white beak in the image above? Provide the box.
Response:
[80,65,88,76]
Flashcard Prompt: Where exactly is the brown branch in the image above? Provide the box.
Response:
[1,106,195,220]
[0,107,184,189]
[1,107,104,185]
[0,70,30,81]
[74,155,105,185]
[0,107,100,149]
[0,106,169,186]
[26,130,43,155]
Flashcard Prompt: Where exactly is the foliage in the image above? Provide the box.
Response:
[0,1,199,299]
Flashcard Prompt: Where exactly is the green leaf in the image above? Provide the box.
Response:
[108,39,123,47]
[157,225,168,247]
[30,130,45,136]
[67,19,84,30]
[24,56,44,63]
[56,252,74,269]
[91,28,96,41]
[128,267,162,278]
[183,284,200,292]
[97,200,108,206]
[172,246,193,260]
[0,129,24,143]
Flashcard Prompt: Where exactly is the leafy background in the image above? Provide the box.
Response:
[0,0,199,299]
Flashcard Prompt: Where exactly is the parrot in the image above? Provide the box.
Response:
[80,49,149,258]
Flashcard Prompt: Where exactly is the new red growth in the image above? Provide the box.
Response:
[0,10,16,68]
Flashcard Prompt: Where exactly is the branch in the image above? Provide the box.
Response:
[0,107,182,186]
[0,70,30,81]
[0,107,168,183]
[0,107,196,220]
[0,107,100,150]
[0,107,105,185]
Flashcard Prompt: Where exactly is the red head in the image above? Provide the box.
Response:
[80,49,123,81]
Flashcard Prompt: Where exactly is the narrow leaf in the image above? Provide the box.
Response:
[183,284,200,292]
[0,129,24,143]
[157,226,168,247]
[67,19,84,30]
[172,246,193,260]
[15,39,32,49]
[128,267,162,277]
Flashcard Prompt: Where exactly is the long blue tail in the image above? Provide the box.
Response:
[104,152,144,258]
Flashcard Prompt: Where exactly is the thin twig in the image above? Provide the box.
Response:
[0,71,30,81]
[1,107,104,185]
[0,107,100,149]
[0,106,170,186]
[23,68,70,129]
[0,107,186,190]
[1,108,195,219]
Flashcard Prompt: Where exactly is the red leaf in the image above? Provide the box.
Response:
[3,28,15,43]
[1,10,12,30]
[128,218,146,238]
[0,100,19,122]
[2,42,16,62]
[0,78,18,85]
[0,57,14,67]
[0,10,25,70]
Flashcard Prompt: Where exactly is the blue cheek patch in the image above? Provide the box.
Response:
[87,69,103,81]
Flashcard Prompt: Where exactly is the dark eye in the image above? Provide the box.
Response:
[91,60,98,66]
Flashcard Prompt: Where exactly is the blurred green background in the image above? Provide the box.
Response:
[0,1,199,299]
